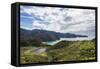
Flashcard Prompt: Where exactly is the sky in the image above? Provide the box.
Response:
[20,5,95,38]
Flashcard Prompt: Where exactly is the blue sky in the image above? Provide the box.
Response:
[20,5,95,38]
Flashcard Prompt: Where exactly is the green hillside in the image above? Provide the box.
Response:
[20,40,96,64]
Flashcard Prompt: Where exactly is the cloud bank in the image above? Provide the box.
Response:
[20,6,95,38]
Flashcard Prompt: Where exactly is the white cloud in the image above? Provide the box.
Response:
[32,20,46,29]
[20,6,95,37]
[21,26,33,30]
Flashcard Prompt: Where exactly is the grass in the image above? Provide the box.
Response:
[20,40,96,64]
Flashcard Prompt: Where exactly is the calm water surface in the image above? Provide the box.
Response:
[43,37,94,45]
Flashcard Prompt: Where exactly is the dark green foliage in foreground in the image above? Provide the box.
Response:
[20,40,30,46]
[20,40,96,64]
[20,38,43,47]
[29,38,42,46]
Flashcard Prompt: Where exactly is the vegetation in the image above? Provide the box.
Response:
[20,38,43,47]
[20,40,96,64]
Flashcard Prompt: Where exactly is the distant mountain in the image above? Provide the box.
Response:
[20,28,87,41]
[20,28,59,41]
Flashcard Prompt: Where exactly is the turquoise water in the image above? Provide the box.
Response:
[44,40,61,45]
[42,37,94,46]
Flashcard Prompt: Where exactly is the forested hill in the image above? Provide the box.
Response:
[20,28,87,41]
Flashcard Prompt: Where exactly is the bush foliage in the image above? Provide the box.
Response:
[20,40,96,64]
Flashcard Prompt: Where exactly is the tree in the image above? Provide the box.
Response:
[20,40,29,46]
[29,38,42,46]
